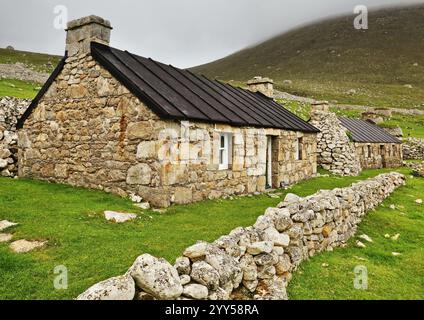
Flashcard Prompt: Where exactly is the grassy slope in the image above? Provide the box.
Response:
[0,79,41,99]
[289,169,424,300]
[0,48,61,73]
[191,5,424,109]
[0,48,61,99]
[0,168,421,299]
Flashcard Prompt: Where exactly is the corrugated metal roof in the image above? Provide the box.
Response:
[338,117,401,144]
[91,42,319,133]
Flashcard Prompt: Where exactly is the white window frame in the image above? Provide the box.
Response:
[218,133,231,170]
[295,138,303,161]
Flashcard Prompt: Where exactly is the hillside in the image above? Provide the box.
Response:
[0,47,61,98]
[0,47,61,73]
[191,5,424,109]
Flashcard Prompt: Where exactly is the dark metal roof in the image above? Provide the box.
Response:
[91,42,319,133]
[17,54,67,129]
[338,117,401,144]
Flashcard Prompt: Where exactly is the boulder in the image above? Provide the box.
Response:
[205,248,243,288]
[0,233,13,243]
[174,256,191,275]
[183,242,208,259]
[183,284,209,299]
[190,261,220,290]
[129,254,183,300]
[280,193,302,206]
[77,275,135,300]
[104,211,137,223]
[275,254,292,275]
[274,215,293,232]
[9,239,47,253]
[0,159,8,169]
[135,202,150,210]
[180,275,191,286]
[0,220,17,231]
[247,241,273,255]
[263,227,290,247]
[254,253,278,266]
[243,280,259,292]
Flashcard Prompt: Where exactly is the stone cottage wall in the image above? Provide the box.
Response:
[77,172,405,300]
[18,53,317,207]
[0,97,30,177]
[309,107,361,176]
[355,143,403,169]
[403,138,424,160]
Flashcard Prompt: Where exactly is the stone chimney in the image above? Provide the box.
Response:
[65,15,112,56]
[361,112,384,124]
[247,76,274,98]
[311,101,330,113]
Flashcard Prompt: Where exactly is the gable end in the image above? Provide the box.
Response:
[16,54,67,129]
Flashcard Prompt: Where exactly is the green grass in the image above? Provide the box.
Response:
[383,114,424,139]
[0,168,411,300]
[0,79,40,99]
[288,168,424,300]
[0,48,61,73]
[192,5,424,110]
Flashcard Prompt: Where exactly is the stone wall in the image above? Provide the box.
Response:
[403,138,424,160]
[355,143,403,169]
[18,53,317,207]
[0,97,30,177]
[0,63,49,84]
[309,105,361,176]
[77,172,405,300]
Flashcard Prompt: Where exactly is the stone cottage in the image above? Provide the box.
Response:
[310,102,402,176]
[17,15,319,207]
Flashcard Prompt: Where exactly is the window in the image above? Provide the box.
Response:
[380,145,384,155]
[218,133,232,170]
[367,145,372,158]
[295,138,303,160]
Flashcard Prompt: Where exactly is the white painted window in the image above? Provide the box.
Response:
[218,133,232,170]
[295,138,303,160]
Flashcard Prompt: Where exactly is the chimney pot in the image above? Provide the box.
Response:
[247,76,274,98]
[65,15,112,56]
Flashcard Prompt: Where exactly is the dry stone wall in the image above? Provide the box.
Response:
[403,138,424,160]
[0,63,49,84]
[0,97,30,177]
[309,106,361,176]
[77,172,405,300]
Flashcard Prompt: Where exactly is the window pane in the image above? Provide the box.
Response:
[220,135,225,148]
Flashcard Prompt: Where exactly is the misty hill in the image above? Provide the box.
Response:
[191,5,424,109]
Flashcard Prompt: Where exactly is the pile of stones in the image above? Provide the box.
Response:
[0,63,49,83]
[310,106,361,176]
[0,96,30,177]
[403,138,424,160]
[411,164,424,178]
[78,172,405,300]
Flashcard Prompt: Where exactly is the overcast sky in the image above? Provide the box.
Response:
[0,0,422,68]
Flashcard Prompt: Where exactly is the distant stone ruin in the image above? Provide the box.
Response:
[0,97,31,177]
